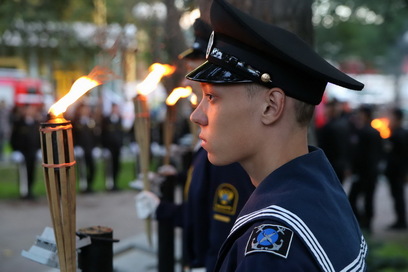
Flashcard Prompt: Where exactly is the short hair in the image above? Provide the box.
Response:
[294,99,315,127]
[245,83,262,98]
[246,83,315,127]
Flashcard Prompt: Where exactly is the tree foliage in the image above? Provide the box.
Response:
[313,0,408,73]
[0,0,70,33]
[1,0,407,73]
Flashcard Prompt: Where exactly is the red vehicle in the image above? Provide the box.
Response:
[0,69,44,107]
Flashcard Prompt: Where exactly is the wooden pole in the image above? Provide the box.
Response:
[163,105,176,165]
[133,94,153,245]
[40,116,77,272]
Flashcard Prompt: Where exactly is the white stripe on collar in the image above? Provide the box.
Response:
[230,205,367,272]
[340,236,367,272]
[231,205,334,271]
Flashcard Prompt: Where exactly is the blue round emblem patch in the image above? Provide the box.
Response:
[257,228,278,246]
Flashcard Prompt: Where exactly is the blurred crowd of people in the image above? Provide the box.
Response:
[316,98,408,231]
[0,93,405,222]
[0,92,194,197]
[0,94,407,232]
[0,99,136,199]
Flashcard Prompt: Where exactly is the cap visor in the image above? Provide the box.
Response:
[186,61,252,84]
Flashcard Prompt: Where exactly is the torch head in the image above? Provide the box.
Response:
[46,112,70,124]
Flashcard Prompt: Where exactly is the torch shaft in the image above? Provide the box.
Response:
[43,131,68,271]
[134,95,151,190]
[40,120,76,272]
[57,128,76,271]
[163,105,176,165]
[133,95,152,245]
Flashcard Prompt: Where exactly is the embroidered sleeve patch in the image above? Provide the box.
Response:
[213,183,239,215]
[245,224,294,258]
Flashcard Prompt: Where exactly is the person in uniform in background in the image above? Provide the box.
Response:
[348,105,384,232]
[0,100,11,161]
[135,18,254,272]
[101,103,124,191]
[317,99,352,183]
[72,103,97,193]
[10,104,41,199]
[187,0,367,271]
[384,107,408,230]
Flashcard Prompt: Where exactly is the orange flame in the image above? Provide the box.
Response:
[136,63,176,96]
[48,67,113,118]
[166,86,193,106]
[371,118,390,139]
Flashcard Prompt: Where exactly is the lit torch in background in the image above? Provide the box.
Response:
[134,63,175,244]
[39,67,112,272]
[164,86,193,164]
[371,117,391,139]
[167,86,199,150]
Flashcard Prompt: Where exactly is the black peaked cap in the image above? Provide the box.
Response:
[186,0,364,105]
[179,19,213,60]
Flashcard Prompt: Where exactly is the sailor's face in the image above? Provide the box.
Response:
[190,83,261,166]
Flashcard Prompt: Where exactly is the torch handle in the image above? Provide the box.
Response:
[163,105,176,165]
[40,121,77,272]
[134,95,153,246]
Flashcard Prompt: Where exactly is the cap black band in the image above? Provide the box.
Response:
[208,34,327,105]
[208,47,273,87]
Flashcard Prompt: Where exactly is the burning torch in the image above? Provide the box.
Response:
[39,67,112,272]
[371,118,391,139]
[133,63,175,244]
[164,86,196,163]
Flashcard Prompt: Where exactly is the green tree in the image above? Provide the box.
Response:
[0,0,70,32]
[313,0,408,73]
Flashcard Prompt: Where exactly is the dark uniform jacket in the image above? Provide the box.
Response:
[351,124,383,177]
[156,147,254,271]
[385,126,408,177]
[215,147,367,272]
[101,114,123,150]
[10,116,40,155]
[72,116,97,153]
[317,116,351,180]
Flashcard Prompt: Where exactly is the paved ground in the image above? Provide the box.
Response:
[0,190,162,272]
[0,177,407,272]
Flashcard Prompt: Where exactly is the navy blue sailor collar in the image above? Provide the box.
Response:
[229,147,367,272]
[238,146,325,216]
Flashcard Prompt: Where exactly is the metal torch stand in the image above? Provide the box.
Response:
[77,226,119,272]
[158,174,177,272]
